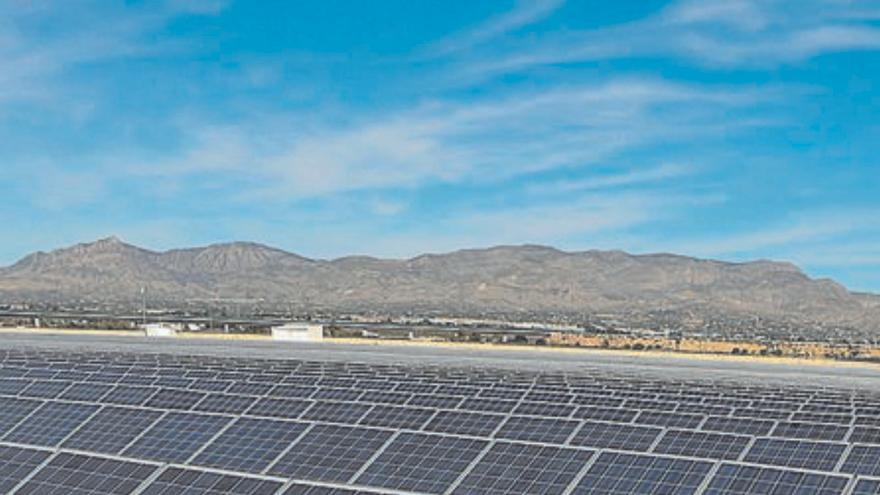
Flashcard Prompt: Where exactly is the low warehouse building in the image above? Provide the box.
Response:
[271,323,324,342]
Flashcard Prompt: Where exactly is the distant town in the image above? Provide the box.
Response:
[3,299,878,362]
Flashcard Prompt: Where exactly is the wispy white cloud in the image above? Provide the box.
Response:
[123,78,778,202]
[424,0,564,57]
[660,208,880,259]
[0,0,227,105]
[526,163,695,196]
[457,0,880,78]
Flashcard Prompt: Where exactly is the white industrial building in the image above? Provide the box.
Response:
[140,323,178,338]
[271,323,324,342]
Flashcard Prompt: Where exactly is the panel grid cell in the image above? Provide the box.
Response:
[569,421,663,451]
[453,442,594,495]
[702,463,849,495]
[141,467,284,495]
[571,452,712,495]
[194,393,257,415]
[122,412,232,463]
[144,388,206,411]
[840,445,880,477]
[771,421,850,442]
[14,452,157,495]
[0,445,51,493]
[853,479,880,495]
[194,417,308,473]
[3,401,99,447]
[269,424,393,482]
[743,438,847,471]
[300,401,372,424]
[495,416,581,445]
[701,416,776,436]
[424,410,505,437]
[0,396,42,436]
[359,404,436,430]
[62,406,164,454]
[653,429,752,461]
[59,383,113,402]
[355,432,488,494]
[246,397,312,419]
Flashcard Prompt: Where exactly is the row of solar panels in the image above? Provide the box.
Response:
[3,349,877,401]
[3,375,880,447]
[1,349,879,494]
[3,361,879,419]
[3,395,880,478]
[3,438,880,494]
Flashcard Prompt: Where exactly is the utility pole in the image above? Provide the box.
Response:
[140,287,147,326]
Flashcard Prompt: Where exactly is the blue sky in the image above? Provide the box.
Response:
[1,0,879,291]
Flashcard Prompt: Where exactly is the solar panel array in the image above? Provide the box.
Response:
[0,347,878,494]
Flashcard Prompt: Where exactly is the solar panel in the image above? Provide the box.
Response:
[573,405,639,422]
[226,382,274,396]
[59,382,113,402]
[192,417,307,473]
[19,380,71,399]
[459,397,519,414]
[122,412,232,463]
[0,378,30,395]
[3,401,98,447]
[14,452,157,495]
[734,408,792,420]
[792,412,854,425]
[676,403,734,416]
[571,451,712,495]
[246,397,312,419]
[424,410,506,437]
[840,445,880,477]
[268,424,392,482]
[0,396,42,435]
[701,416,775,436]
[313,388,363,401]
[188,379,232,393]
[282,482,381,494]
[743,438,847,471]
[0,445,51,493]
[850,427,880,445]
[140,467,284,495]
[359,404,436,430]
[495,415,580,444]
[702,463,850,495]
[569,421,663,451]
[269,384,317,399]
[513,401,576,418]
[144,388,206,411]
[62,406,163,454]
[452,442,593,495]
[194,393,257,415]
[653,429,752,461]
[853,479,880,495]
[300,401,372,423]
[407,394,463,409]
[358,390,411,405]
[354,432,488,494]
[635,410,704,429]
[100,385,158,406]
[771,421,850,442]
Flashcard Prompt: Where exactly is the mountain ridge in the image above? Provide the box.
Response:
[0,237,877,333]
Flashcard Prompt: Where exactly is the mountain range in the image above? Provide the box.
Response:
[0,237,877,333]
